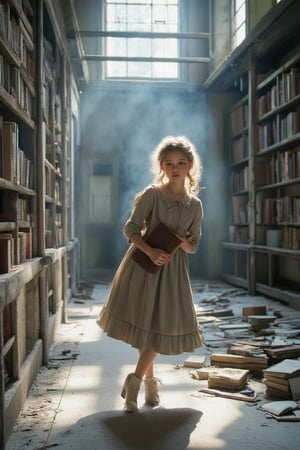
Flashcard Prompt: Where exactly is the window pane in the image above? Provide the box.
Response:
[153,62,178,78]
[232,0,246,49]
[128,62,151,77]
[236,6,245,27]
[235,0,245,12]
[107,37,126,55]
[128,38,151,56]
[105,0,179,79]
[106,61,127,77]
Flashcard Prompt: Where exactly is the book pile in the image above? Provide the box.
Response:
[210,352,269,375]
[208,368,249,390]
[190,367,249,390]
[263,359,300,400]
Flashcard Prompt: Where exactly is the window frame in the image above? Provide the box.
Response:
[104,0,180,81]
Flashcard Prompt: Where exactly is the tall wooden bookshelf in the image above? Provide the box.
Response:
[0,0,36,272]
[0,0,80,446]
[222,88,251,288]
[222,45,300,307]
[253,52,300,305]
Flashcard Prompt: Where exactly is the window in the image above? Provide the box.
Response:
[232,0,246,49]
[105,0,179,79]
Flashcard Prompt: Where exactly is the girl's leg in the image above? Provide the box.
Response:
[121,349,158,412]
[135,349,157,379]
[137,349,160,406]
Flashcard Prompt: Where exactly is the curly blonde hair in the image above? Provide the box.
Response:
[150,136,203,195]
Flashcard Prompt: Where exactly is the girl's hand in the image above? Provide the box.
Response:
[177,234,193,253]
[148,248,172,267]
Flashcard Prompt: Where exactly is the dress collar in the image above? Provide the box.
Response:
[153,184,192,208]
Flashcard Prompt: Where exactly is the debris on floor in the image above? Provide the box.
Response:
[188,279,300,421]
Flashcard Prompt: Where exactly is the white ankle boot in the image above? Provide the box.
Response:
[121,373,141,412]
[144,377,160,406]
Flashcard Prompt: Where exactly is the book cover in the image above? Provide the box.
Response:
[132,222,182,273]
[263,359,300,379]
[260,400,298,417]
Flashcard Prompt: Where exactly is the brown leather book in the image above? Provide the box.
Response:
[132,222,182,273]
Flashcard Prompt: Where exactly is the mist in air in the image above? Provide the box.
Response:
[79,86,208,271]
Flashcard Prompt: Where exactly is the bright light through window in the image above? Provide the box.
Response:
[232,0,246,49]
[105,0,179,79]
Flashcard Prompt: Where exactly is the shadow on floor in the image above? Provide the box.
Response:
[72,407,203,450]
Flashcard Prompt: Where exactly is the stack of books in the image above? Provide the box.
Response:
[210,352,269,375]
[263,359,300,400]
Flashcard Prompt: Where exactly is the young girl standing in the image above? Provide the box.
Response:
[97,135,204,412]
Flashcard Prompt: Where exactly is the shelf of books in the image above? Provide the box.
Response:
[222,94,250,288]
[254,51,300,304]
[43,19,64,250]
[0,0,36,274]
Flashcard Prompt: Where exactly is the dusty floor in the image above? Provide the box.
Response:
[5,278,300,450]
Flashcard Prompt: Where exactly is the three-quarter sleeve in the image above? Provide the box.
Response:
[124,186,156,242]
[186,199,203,254]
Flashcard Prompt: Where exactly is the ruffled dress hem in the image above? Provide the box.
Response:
[97,307,204,356]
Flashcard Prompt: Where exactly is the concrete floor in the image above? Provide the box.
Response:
[6,279,300,450]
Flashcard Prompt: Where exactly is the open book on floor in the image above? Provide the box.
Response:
[132,222,182,273]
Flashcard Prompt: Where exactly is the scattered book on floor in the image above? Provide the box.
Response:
[207,368,249,390]
[242,305,267,318]
[210,352,269,374]
[184,355,206,368]
[260,400,298,417]
[265,345,300,360]
[229,342,266,358]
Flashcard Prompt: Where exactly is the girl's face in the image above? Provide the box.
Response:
[161,150,192,183]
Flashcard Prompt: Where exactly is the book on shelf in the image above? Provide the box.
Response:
[228,225,249,243]
[25,230,32,259]
[132,222,182,273]
[0,233,13,273]
[230,103,248,135]
[2,121,19,182]
[283,226,300,250]
[231,166,248,192]
[231,134,248,164]
[231,196,248,225]
[0,115,2,177]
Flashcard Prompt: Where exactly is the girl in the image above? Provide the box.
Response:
[97,135,204,412]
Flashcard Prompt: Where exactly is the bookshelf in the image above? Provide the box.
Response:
[0,0,80,445]
[254,52,300,304]
[0,0,36,272]
[222,93,251,288]
[222,48,300,306]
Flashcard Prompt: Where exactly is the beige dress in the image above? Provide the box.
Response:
[96,184,204,355]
